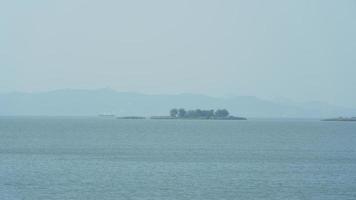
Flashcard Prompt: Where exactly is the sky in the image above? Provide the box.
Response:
[1,0,356,107]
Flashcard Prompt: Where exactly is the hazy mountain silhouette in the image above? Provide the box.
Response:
[1,88,355,118]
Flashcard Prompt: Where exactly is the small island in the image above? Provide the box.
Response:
[151,108,246,120]
[117,116,146,119]
[98,114,115,118]
[322,117,356,122]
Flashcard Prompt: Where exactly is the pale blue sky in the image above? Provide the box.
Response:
[1,0,356,107]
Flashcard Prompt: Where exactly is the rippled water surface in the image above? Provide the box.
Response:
[1,117,356,200]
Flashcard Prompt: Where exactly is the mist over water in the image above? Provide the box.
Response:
[1,0,356,107]
[1,0,356,199]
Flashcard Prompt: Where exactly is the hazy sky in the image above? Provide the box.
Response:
[1,0,356,107]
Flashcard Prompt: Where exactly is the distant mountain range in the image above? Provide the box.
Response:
[1,88,355,118]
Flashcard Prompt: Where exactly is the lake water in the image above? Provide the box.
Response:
[1,117,356,200]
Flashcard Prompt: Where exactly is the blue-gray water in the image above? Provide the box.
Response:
[1,117,356,200]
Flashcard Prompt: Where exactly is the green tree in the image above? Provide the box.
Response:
[170,108,178,117]
[178,108,186,118]
[207,109,215,118]
[214,109,229,118]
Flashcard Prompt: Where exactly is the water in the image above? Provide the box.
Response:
[1,117,356,200]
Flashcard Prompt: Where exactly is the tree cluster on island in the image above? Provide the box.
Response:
[169,108,246,120]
